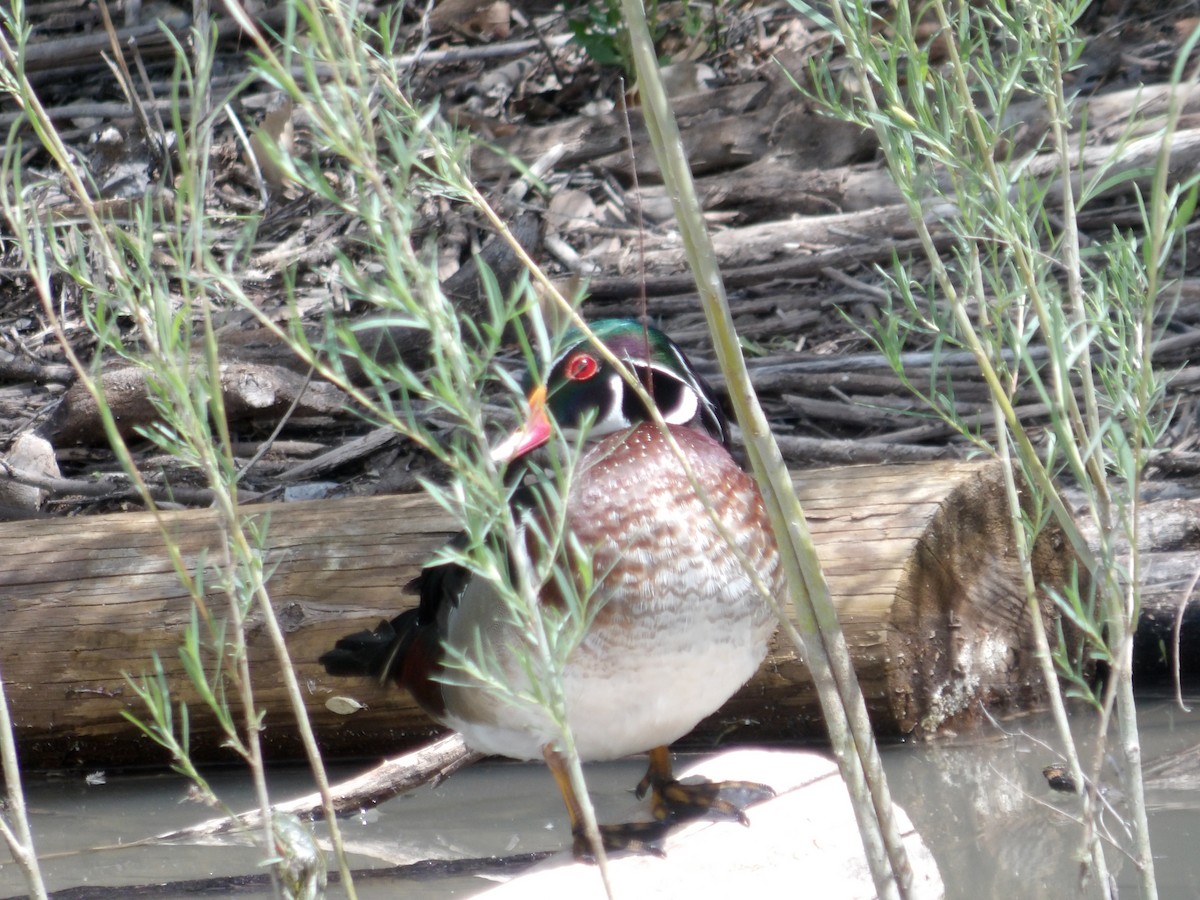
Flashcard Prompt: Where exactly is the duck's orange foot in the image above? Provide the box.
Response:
[571,819,672,860]
[638,773,776,826]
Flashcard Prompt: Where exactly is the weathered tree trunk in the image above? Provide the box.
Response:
[0,459,1069,769]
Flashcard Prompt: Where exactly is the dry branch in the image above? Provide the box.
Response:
[41,213,542,447]
[153,733,482,841]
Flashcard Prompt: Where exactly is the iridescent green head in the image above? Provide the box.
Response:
[492,319,728,461]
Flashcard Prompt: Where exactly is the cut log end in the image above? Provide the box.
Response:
[710,460,1068,740]
[896,461,1067,733]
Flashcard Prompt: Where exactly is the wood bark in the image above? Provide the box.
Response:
[46,212,542,446]
[722,459,1069,740]
[0,459,1071,769]
[598,127,1200,277]
[1133,550,1200,685]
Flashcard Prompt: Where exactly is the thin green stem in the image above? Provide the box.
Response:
[621,0,911,896]
[799,2,1184,895]
[0,673,48,900]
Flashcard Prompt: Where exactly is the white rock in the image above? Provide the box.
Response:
[479,749,943,900]
[0,432,59,513]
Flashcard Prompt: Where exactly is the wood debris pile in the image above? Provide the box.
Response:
[0,0,1198,518]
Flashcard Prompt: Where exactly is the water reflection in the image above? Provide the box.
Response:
[882,696,1200,899]
[2,699,1199,898]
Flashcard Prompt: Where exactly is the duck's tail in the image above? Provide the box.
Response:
[319,610,417,683]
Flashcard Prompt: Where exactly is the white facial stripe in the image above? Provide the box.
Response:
[663,380,699,425]
[559,373,626,440]
[551,341,714,437]
[639,362,707,424]
[593,373,628,434]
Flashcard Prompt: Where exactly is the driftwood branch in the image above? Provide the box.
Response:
[151,733,481,842]
[43,212,543,447]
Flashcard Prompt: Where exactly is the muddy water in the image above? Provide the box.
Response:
[2,698,1199,899]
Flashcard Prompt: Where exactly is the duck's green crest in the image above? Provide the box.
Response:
[540,318,728,446]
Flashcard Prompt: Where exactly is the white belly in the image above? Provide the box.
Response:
[444,628,770,761]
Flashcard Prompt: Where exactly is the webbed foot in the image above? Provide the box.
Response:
[543,744,774,863]
[636,745,774,825]
[570,819,672,860]
[637,765,776,825]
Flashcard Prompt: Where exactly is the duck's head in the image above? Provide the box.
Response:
[492,319,728,463]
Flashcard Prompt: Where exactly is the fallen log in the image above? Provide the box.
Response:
[0,459,1070,769]
[468,81,774,184]
[1134,551,1200,686]
[148,733,481,843]
[47,212,542,446]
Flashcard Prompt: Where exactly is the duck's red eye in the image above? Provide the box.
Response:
[564,353,599,381]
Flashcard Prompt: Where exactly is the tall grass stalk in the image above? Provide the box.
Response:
[795,1,1200,895]
[224,0,629,888]
[617,0,913,896]
[0,2,354,895]
[0,674,47,900]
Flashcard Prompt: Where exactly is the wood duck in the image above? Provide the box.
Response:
[321,318,781,856]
